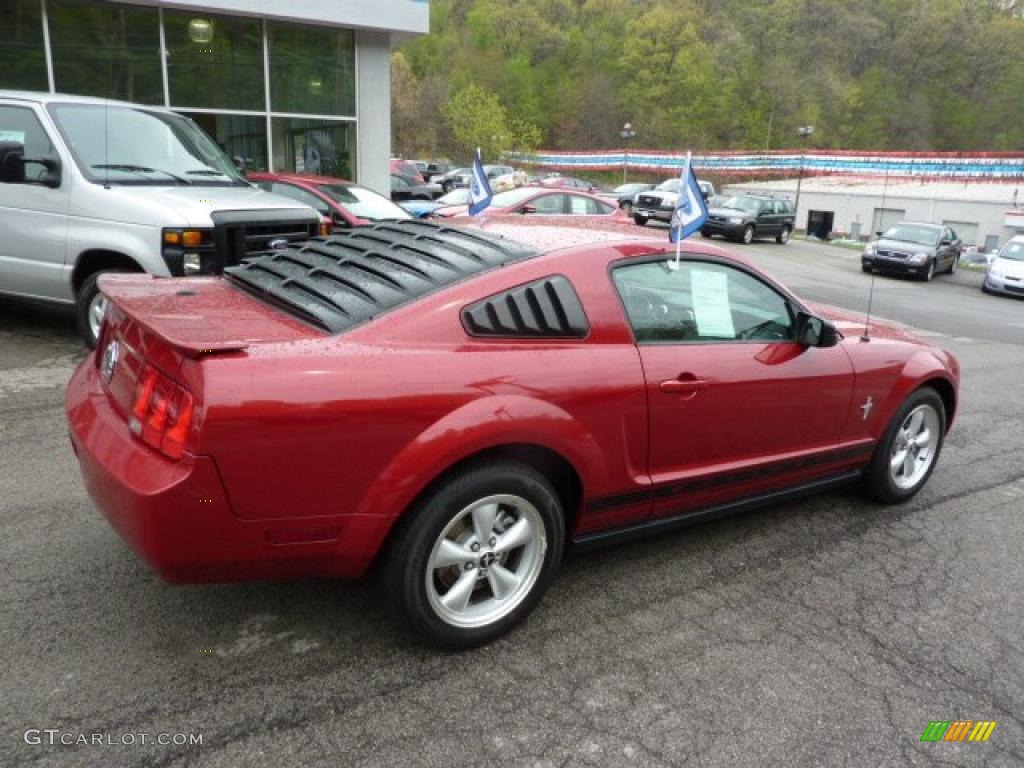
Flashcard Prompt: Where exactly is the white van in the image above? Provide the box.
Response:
[0,91,322,347]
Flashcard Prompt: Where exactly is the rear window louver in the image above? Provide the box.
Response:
[461,275,589,339]
[223,220,538,334]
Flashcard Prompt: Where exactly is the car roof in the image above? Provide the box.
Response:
[891,221,942,229]
[0,89,177,113]
[248,171,353,186]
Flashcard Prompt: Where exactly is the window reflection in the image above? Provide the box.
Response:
[268,23,355,116]
[271,117,355,179]
[48,0,163,104]
[0,1,48,91]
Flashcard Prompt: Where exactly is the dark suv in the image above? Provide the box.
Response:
[701,195,795,244]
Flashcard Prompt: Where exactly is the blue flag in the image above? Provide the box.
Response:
[669,152,709,243]
[468,148,493,216]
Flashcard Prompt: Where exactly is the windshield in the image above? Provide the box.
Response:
[614,183,648,195]
[998,241,1024,262]
[437,188,470,205]
[882,224,940,246]
[491,187,540,208]
[318,184,411,221]
[720,196,761,213]
[656,178,681,192]
[48,103,246,186]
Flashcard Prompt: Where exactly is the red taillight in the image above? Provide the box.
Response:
[129,364,195,460]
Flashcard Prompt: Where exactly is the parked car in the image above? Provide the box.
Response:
[421,161,454,183]
[249,171,412,229]
[633,177,715,226]
[538,175,598,193]
[701,195,796,244]
[437,164,515,193]
[981,235,1024,297]
[390,173,443,201]
[389,158,425,184]
[0,91,321,348]
[432,186,618,218]
[598,182,656,216]
[861,222,961,281]
[398,199,443,219]
[67,219,959,648]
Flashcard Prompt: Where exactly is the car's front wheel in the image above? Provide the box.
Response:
[741,224,754,244]
[633,214,648,226]
[384,462,565,649]
[922,259,936,282]
[863,387,946,504]
[620,201,633,217]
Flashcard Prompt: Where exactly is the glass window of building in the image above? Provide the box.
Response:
[268,23,355,117]
[48,0,163,105]
[271,117,355,178]
[0,1,49,92]
[164,12,263,111]
[183,112,268,173]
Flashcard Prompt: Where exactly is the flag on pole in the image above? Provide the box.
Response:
[668,152,709,244]
[468,148,493,216]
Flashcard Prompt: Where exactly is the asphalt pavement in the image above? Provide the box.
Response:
[1,239,1022,767]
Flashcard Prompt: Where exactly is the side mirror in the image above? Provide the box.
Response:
[0,141,26,184]
[939,237,951,246]
[797,312,839,348]
[520,204,537,214]
[332,213,351,229]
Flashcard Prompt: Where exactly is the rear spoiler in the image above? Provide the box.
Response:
[98,274,257,358]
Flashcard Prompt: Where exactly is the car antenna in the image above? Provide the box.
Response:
[862,161,890,342]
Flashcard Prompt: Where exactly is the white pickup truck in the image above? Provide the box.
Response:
[0,91,322,347]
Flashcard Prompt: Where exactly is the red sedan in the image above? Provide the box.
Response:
[432,186,619,218]
[67,221,959,648]
[248,171,411,229]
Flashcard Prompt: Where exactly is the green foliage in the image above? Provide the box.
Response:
[399,0,1024,155]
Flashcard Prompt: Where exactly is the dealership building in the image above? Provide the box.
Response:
[724,177,1024,251]
[1,0,428,192]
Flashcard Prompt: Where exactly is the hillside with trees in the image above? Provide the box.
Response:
[392,0,1024,160]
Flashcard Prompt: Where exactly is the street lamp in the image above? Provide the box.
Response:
[620,122,636,184]
[793,125,814,233]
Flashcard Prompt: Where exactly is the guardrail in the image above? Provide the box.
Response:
[508,149,1024,181]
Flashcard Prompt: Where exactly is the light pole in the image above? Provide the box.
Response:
[793,125,814,233]
[620,122,635,184]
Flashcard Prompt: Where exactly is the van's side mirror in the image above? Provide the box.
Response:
[0,142,61,187]
[796,312,839,348]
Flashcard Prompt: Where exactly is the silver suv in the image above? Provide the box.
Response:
[0,91,321,347]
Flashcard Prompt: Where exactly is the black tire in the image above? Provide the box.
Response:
[383,461,565,649]
[441,180,454,194]
[700,228,713,239]
[863,387,946,505]
[921,259,936,282]
[945,256,957,275]
[620,201,633,217]
[740,224,754,244]
[633,214,648,226]
[862,265,872,273]
[75,270,129,349]
[776,226,791,244]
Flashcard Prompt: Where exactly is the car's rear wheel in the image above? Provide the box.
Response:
[776,226,791,244]
[946,255,958,275]
[633,214,648,226]
[741,224,754,244]
[384,462,564,649]
[863,387,946,504]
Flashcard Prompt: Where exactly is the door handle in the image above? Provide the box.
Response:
[659,377,708,394]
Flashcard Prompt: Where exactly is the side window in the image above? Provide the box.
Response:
[568,195,588,215]
[530,193,565,214]
[271,182,330,215]
[759,200,772,215]
[612,260,794,343]
[0,105,56,182]
[462,275,589,338]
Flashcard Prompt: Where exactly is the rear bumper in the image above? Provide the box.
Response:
[66,359,390,583]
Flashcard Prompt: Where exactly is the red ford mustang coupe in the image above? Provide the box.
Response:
[66,221,959,648]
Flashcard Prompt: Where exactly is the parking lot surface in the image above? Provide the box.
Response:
[2,238,1022,767]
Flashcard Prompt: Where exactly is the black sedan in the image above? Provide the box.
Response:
[598,183,655,215]
[861,222,962,281]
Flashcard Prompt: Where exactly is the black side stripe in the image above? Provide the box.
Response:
[587,444,873,514]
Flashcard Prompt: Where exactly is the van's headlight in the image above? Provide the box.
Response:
[161,228,214,276]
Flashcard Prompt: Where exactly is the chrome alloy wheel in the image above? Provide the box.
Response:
[889,404,941,490]
[425,494,546,629]
[88,292,109,341]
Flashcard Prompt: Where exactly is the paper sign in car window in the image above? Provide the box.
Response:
[691,269,735,338]
[0,131,26,144]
